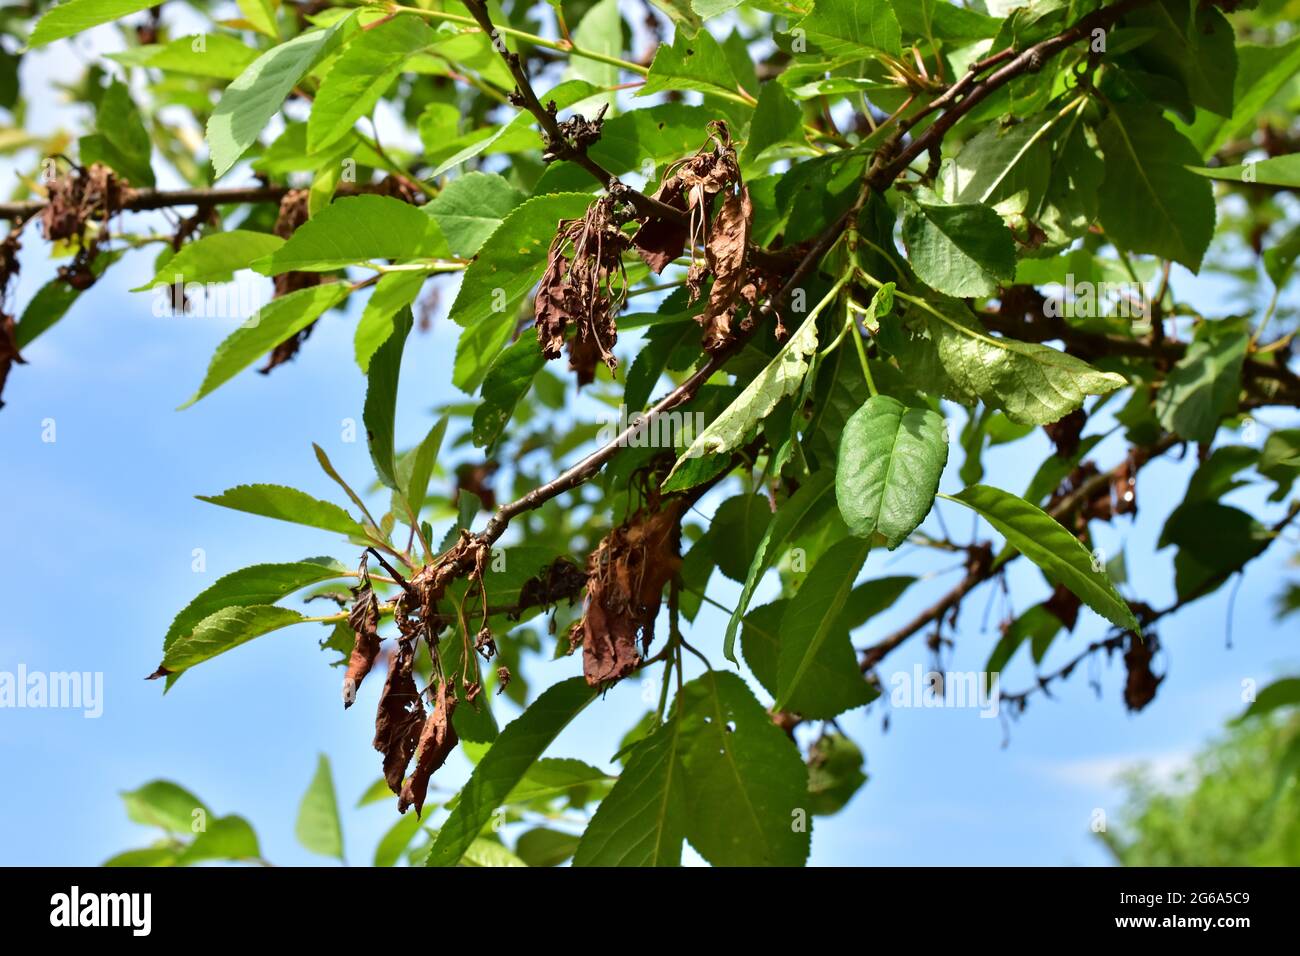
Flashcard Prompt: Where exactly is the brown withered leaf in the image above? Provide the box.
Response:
[343,555,382,708]
[373,641,425,793]
[39,164,126,293]
[630,176,689,274]
[1043,583,1081,632]
[1123,633,1162,713]
[515,556,587,617]
[534,196,626,385]
[699,184,752,353]
[578,497,685,687]
[262,189,323,374]
[1044,408,1086,460]
[0,312,25,411]
[398,681,458,817]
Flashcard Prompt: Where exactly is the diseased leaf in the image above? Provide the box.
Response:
[925,303,1126,425]
[663,303,821,490]
[946,485,1140,634]
[836,395,948,549]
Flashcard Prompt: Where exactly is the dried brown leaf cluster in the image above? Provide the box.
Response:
[38,163,125,291]
[572,496,685,687]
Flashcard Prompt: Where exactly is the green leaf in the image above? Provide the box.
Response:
[1264,225,1300,291]
[1127,0,1237,118]
[30,0,159,47]
[1162,501,1269,600]
[836,394,948,549]
[639,28,742,99]
[196,483,367,537]
[1189,154,1300,188]
[776,536,872,710]
[425,172,526,258]
[237,0,279,38]
[742,598,877,719]
[1180,37,1300,157]
[13,250,123,349]
[307,15,435,153]
[404,415,448,519]
[472,335,545,448]
[449,192,592,392]
[207,16,352,178]
[427,677,596,867]
[515,828,581,867]
[740,82,804,170]
[107,35,261,79]
[710,494,772,582]
[724,470,837,660]
[1234,678,1300,723]
[1154,325,1247,444]
[85,79,154,187]
[663,304,821,491]
[164,557,346,653]
[986,603,1061,675]
[373,813,423,867]
[794,0,902,59]
[121,781,209,833]
[363,307,412,491]
[901,195,1016,297]
[177,815,261,865]
[355,269,425,373]
[180,283,348,407]
[677,671,811,866]
[648,0,703,34]
[942,112,1055,215]
[806,732,868,815]
[131,231,284,291]
[925,304,1126,425]
[461,839,527,867]
[296,754,345,862]
[573,716,687,866]
[565,0,623,94]
[255,195,447,273]
[1095,102,1215,271]
[161,605,306,672]
[946,485,1140,634]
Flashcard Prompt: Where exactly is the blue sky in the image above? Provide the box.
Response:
[2,4,1299,868]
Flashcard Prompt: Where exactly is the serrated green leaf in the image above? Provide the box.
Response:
[638,28,741,99]
[161,604,307,672]
[296,754,344,861]
[308,15,435,153]
[207,16,352,178]
[663,304,821,490]
[255,195,447,273]
[901,195,1016,297]
[1154,325,1247,444]
[724,469,837,661]
[30,0,159,47]
[1189,154,1300,188]
[1180,37,1300,157]
[836,394,948,549]
[677,671,811,866]
[121,781,209,833]
[363,306,412,491]
[425,172,526,258]
[196,483,366,537]
[794,0,902,59]
[449,192,592,392]
[132,231,284,291]
[107,35,260,79]
[405,415,448,519]
[776,536,872,710]
[946,484,1140,634]
[573,717,687,866]
[180,282,348,407]
[13,250,123,349]
[1096,102,1215,271]
[427,678,596,867]
[164,557,346,653]
[355,269,425,373]
[472,335,545,448]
